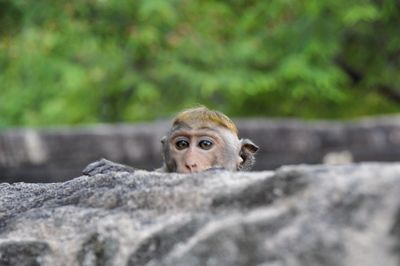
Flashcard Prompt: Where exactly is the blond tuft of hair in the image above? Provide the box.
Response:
[172,106,238,135]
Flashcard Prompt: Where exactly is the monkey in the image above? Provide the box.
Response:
[83,106,258,175]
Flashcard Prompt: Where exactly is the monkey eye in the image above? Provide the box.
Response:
[198,139,213,150]
[175,139,189,150]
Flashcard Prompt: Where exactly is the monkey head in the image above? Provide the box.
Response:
[161,106,259,173]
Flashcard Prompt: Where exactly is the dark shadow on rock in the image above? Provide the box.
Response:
[77,233,119,266]
[0,241,49,266]
[128,218,207,266]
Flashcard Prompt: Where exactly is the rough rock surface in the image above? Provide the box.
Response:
[0,163,400,266]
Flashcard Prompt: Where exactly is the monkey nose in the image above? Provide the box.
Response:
[185,162,198,173]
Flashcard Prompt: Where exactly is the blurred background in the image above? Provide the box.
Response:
[0,0,399,182]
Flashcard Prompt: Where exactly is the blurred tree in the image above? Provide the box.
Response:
[0,0,399,127]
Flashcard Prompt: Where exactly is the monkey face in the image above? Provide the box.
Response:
[166,123,242,173]
[160,107,259,173]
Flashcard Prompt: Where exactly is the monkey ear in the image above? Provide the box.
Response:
[160,136,167,144]
[238,139,259,171]
[241,139,259,154]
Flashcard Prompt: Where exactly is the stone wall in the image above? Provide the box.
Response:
[0,164,399,266]
[1,117,400,183]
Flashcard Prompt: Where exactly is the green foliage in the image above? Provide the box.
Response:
[0,0,399,126]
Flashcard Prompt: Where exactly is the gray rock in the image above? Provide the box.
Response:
[0,163,400,266]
